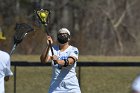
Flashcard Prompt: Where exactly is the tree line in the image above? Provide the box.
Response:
[0,0,140,56]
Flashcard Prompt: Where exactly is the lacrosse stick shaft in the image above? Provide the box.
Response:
[10,44,17,56]
[43,21,56,64]
[46,30,56,64]
[43,24,54,55]
[48,40,54,55]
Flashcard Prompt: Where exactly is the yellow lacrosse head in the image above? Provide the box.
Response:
[36,9,49,24]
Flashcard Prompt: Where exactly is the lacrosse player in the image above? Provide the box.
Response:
[40,28,81,93]
[131,75,140,93]
[0,31,13,93]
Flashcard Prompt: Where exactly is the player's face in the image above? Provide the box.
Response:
[57,33,70,44]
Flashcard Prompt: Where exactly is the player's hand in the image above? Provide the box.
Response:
[4,76,10,81]
[51,55,58,61]
[46,36,53,45]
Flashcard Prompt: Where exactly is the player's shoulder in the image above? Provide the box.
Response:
[70,45,78,51]
[0,50,9,56]
[69,46,79,54]
[68,46,79,57]
[0,50,10,58]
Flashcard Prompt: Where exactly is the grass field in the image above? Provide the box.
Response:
[5,55,140,93]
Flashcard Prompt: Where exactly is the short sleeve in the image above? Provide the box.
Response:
[69,47,79,60]
[5,55,13,76]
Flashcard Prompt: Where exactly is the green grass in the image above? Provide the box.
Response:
[11,54,140,62]
[80,67,140,93]
[5,55,140,93]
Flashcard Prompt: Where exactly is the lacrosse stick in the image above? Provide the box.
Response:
[35,9,56,64]
[10,23,34,55]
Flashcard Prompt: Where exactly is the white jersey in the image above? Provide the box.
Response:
[48,45,81,93]
[132,75,140,92]
[0,50,13,93]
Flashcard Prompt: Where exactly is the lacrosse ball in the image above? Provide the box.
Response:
[40,12,46,18]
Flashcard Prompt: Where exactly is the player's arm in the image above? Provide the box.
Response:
[5,55,13,81]
[40,36,53,63]
[40,46,51,63]
[67,56,77,65]
[52,47,79,66]
[52,55,77,66]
